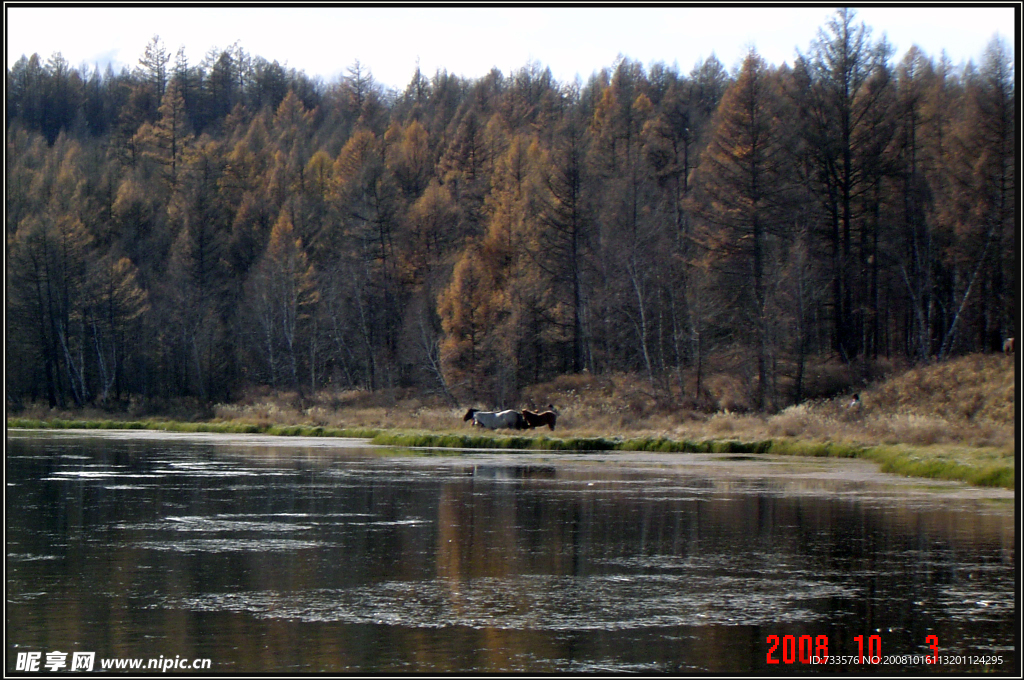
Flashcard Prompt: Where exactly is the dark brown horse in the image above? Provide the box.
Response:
[521,408,557,431]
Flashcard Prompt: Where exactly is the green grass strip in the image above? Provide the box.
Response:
[9,418,1012,489]
[369,431,1012,488]
[861,446,1014,488]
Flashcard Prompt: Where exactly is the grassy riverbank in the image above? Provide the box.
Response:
[7,353,1015,489]
[5,417,381,440]
[8,417,1013,489]
[369,431,1012,488]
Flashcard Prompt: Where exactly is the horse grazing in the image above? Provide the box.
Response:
[521,408,558,431]
[1004,337,1015,356]
[463,408,525,430]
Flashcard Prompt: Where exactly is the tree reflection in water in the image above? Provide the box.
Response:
[6,432,1016,673]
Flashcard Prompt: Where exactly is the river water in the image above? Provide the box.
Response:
[6,430,1017,673]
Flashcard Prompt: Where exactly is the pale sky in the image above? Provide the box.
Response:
[6,5,1017,90]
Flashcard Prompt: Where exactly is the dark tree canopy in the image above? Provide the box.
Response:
[6,15,1016,411]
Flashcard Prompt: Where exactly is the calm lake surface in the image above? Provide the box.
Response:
[6,430,1017,674]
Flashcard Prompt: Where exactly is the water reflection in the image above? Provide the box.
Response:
[6,431,1016,673]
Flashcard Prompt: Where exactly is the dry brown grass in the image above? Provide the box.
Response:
[209,388,462,432]
[11,354,1014,453]
[201,354,1015,452]
[865,353,1015,425]
[12,354,1013,489]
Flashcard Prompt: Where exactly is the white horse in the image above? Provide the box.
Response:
[463,408,525,430]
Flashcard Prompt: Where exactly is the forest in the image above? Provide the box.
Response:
[5,9,1016,414]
